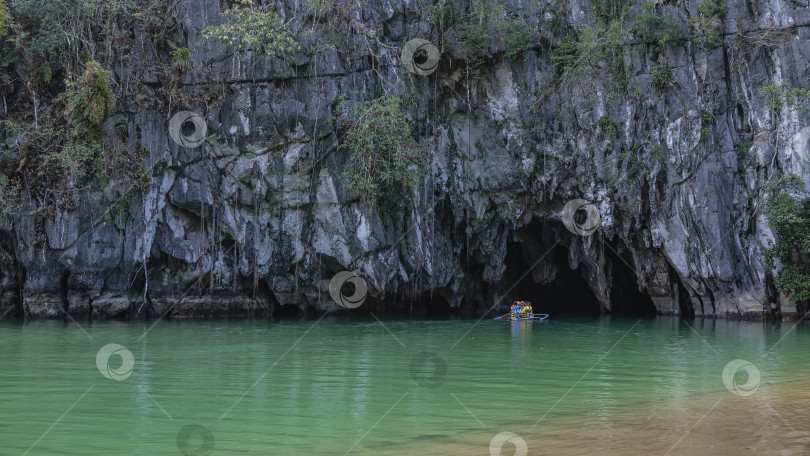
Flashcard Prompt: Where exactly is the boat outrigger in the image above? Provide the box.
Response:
[493,300,549,321]
[493,314,549,321]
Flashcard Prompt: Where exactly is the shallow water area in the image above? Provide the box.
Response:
[1,315,809,455]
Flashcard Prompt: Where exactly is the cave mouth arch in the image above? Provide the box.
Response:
[497,221,657,317]
[604,241,658,317]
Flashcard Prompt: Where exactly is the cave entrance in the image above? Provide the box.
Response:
[605,242,658,317]
[500,235,601,316]
[498,222,657,317]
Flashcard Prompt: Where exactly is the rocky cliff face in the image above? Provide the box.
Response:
[1,0,808,320]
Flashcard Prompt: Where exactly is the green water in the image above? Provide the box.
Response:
[2,315,809,455]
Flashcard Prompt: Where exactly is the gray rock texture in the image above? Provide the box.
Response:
[1,0,809,320]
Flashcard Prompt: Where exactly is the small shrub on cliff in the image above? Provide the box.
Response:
[424,0,458,53]
[764,173,810,310]
[550,2,628,90]
[171,45,193,73]
[0,0,9,39]
[63,60,114,139]
[337,95,421,208]
[691,0,727,49]
[456,21,492,74]
[651,63,676,93]
[593,0,628,23]
[626,152,643,178]
[500,20,535,62]
[633,3,688,50]
[551,34,580,75]
[202,0,299,57]
[762,83,810,118]
[598,116,618,141]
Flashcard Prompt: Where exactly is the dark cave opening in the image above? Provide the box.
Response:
[402,291,454,317]
[497,222,657,317]
[605,243,658,317]
[500,240,602,316]
[274,302,304,317]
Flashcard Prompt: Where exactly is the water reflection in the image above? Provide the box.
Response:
[510,319,532,347]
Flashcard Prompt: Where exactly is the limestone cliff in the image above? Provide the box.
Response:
[0,0,808,320]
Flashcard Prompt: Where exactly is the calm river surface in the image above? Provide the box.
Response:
[1,315,809,455]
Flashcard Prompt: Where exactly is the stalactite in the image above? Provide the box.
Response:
[232,243,238,295]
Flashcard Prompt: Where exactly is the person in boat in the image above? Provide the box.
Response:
[511,301,524,319]
[499,302,517,320]
[510,301,523,319]
[522,301,533,318]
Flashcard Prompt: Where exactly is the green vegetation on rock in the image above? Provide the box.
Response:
[634,3,688,50]
[0,0,9,39]
[500,20,535,62]
[691,0,727,49]
[550,1,691,92]
[651,63,676,93]
[63,61,114,139]
[550,0,630,88]
[337,94,421,209]
[762,83,810,117]
[764,174,810,312]
[201,0,299,57]
[456,21,492,74]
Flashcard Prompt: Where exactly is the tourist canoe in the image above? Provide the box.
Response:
[493,314,549,321]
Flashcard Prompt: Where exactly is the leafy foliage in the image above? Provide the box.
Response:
[0,119,94,212]
[9,0,80,83]
[651,63,676,93]
[0,113,149,214]
[202,0,299,57]
[593,0,627,23]
[627,153,643,178]
[691,0,727,48]
[764,174,810,309]
[551,34,580,75]
[424,0,458,53]
[0,1,176,215]
[552,24,626,83]
[63,60,115,138]
[171,46,193,73]
[762,83,810,117]
[8,0,178,88]
[550,1,629,88]
[633,3,688,50]
[456,21,492,74]
[550,1,692,90]
[10,0,74,59]
[500,20,535,62]
[598,116,617,139]
[337,95,421,209]
[0,0,9,39]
